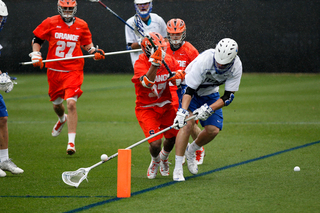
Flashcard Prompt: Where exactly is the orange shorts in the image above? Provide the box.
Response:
[47,69,84,101]
[135,103,178,143]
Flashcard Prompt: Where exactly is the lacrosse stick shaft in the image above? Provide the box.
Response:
[86,115,197,171]
[19,49,142,66]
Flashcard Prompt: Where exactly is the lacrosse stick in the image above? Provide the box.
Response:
[88,0,174,78]
[19,49,142,66]
[62,115,197,188]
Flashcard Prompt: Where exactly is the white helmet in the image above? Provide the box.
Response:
[214,38,238,65]
[134,0,152,19]
[0,0,8,16]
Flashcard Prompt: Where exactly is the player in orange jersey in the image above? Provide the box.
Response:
[30,0,105,155]
[132,32,180,179]
[166,18,205,165]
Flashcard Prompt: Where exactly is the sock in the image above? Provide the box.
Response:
[68,133,76,144]
[59,114,66,123]
[175,155,184,170]
[189,141,201,153]
[160,149,170,160]
[152,154,160,163]
[0,149,9,162]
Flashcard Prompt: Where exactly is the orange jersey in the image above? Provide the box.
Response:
[166,41,199,70]
[132,53,180,108]
[33,15,92,71]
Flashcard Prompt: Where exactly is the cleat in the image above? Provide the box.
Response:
[185,144,198,175]
[173,168,185,181]
[160,158,170,176]
[52,114,67,137]
[0,168,6,177]
[0,159,24,174]
[196,146,205,165]
[66,142,76,155]
[147,159,159,179]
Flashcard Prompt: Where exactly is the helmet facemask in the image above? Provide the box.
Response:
[134,1,152,19]
[58,0,77,23]
[166,19,186,50]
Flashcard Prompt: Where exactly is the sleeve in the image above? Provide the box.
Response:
[132,55,149,84]
[125,17,138,44]
[158,17,167,39]
[80,22,92,46]
[33,18,52,41]
[224,57,242,92]
[186,42,199,62]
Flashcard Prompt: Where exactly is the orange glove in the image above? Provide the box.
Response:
[149,48,165,67]
[29,52,44,69]
[93,48,105,60]
[168,70,186,86]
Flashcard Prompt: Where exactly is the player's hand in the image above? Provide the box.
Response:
[29,52,44,69]
[92,47,105,60]
[173,108,189,129]
[193,103,214,121]
[149,48,165,67]
[168,70,186,87]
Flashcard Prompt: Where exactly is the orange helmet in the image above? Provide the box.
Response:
[141,32,167,58]
[58,0,77,22]
[166,18,186,49]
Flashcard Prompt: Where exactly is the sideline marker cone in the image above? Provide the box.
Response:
[117,149,131,198]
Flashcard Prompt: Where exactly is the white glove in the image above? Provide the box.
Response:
[173,108,189,129]
[0,73,16,93]
[29,51,44,69]
[193,103,214,121]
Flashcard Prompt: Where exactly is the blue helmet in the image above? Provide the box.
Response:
[134,0,152,19]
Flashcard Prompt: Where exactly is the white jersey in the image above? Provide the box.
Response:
[185,49,242,96]
[125,13,167,67]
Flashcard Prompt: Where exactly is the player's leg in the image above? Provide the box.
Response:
[190,122,205,165]
[0,96,23,176]
[52,98,67,137]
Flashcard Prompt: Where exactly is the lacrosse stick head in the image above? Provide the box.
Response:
[62,168,89,188]
[141,32,167,58]
[0,72,15,93]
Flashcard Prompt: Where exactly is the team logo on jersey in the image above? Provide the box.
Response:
[55,32,79,42]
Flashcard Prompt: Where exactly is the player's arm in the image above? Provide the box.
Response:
[29,36,45,69]
[82,43,105,60]
[209,91,235,111]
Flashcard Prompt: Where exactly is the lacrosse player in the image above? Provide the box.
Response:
[30,0,105,155]
[0,0,24,177]
[125,0,167,67]
[166,18,206,165]
[132,32,180,179]
[172,38,243,181]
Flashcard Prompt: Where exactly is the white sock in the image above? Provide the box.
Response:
[68,133,76,144]
[0,149,9,162]
[175,155,184,170]
[160,149,170,160]
[152,154,160,163]
[59,114,66,123]
[189,141,201,153]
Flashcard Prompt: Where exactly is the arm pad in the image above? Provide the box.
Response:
[32,36,45,46]
[221,91,235,106]
[140,75,155,88]
[185,87,196,97]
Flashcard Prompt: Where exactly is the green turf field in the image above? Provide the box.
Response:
[0,73,319,213]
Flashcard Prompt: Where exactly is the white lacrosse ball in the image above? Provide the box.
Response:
[294,166,300,172]
[101,154,108,161]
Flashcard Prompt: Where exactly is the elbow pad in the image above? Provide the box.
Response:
[140,75,155,88]
[221,91,234,106]
[32,36,45,46]
[185,87,196,97]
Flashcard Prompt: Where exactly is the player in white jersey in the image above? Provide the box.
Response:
[125,0,167,67]
[172,38,243,181]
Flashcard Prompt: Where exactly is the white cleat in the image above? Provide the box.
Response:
[185,144,198,175]
[196,146,205,165]
[66,142,76,155]
[52,114,67,137]
[0,159,24,174]
[160,159,170,176]
[0,168,6,177]
[147,159,160,179]
[173,168,185,181]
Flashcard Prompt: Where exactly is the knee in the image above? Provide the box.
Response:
[67,100,77,111]
[0,117,7,127]
[150,139,162,151]
[205,126,220,137]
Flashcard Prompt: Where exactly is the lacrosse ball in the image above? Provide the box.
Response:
[294,166,300,172]
[101,154,108,161]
